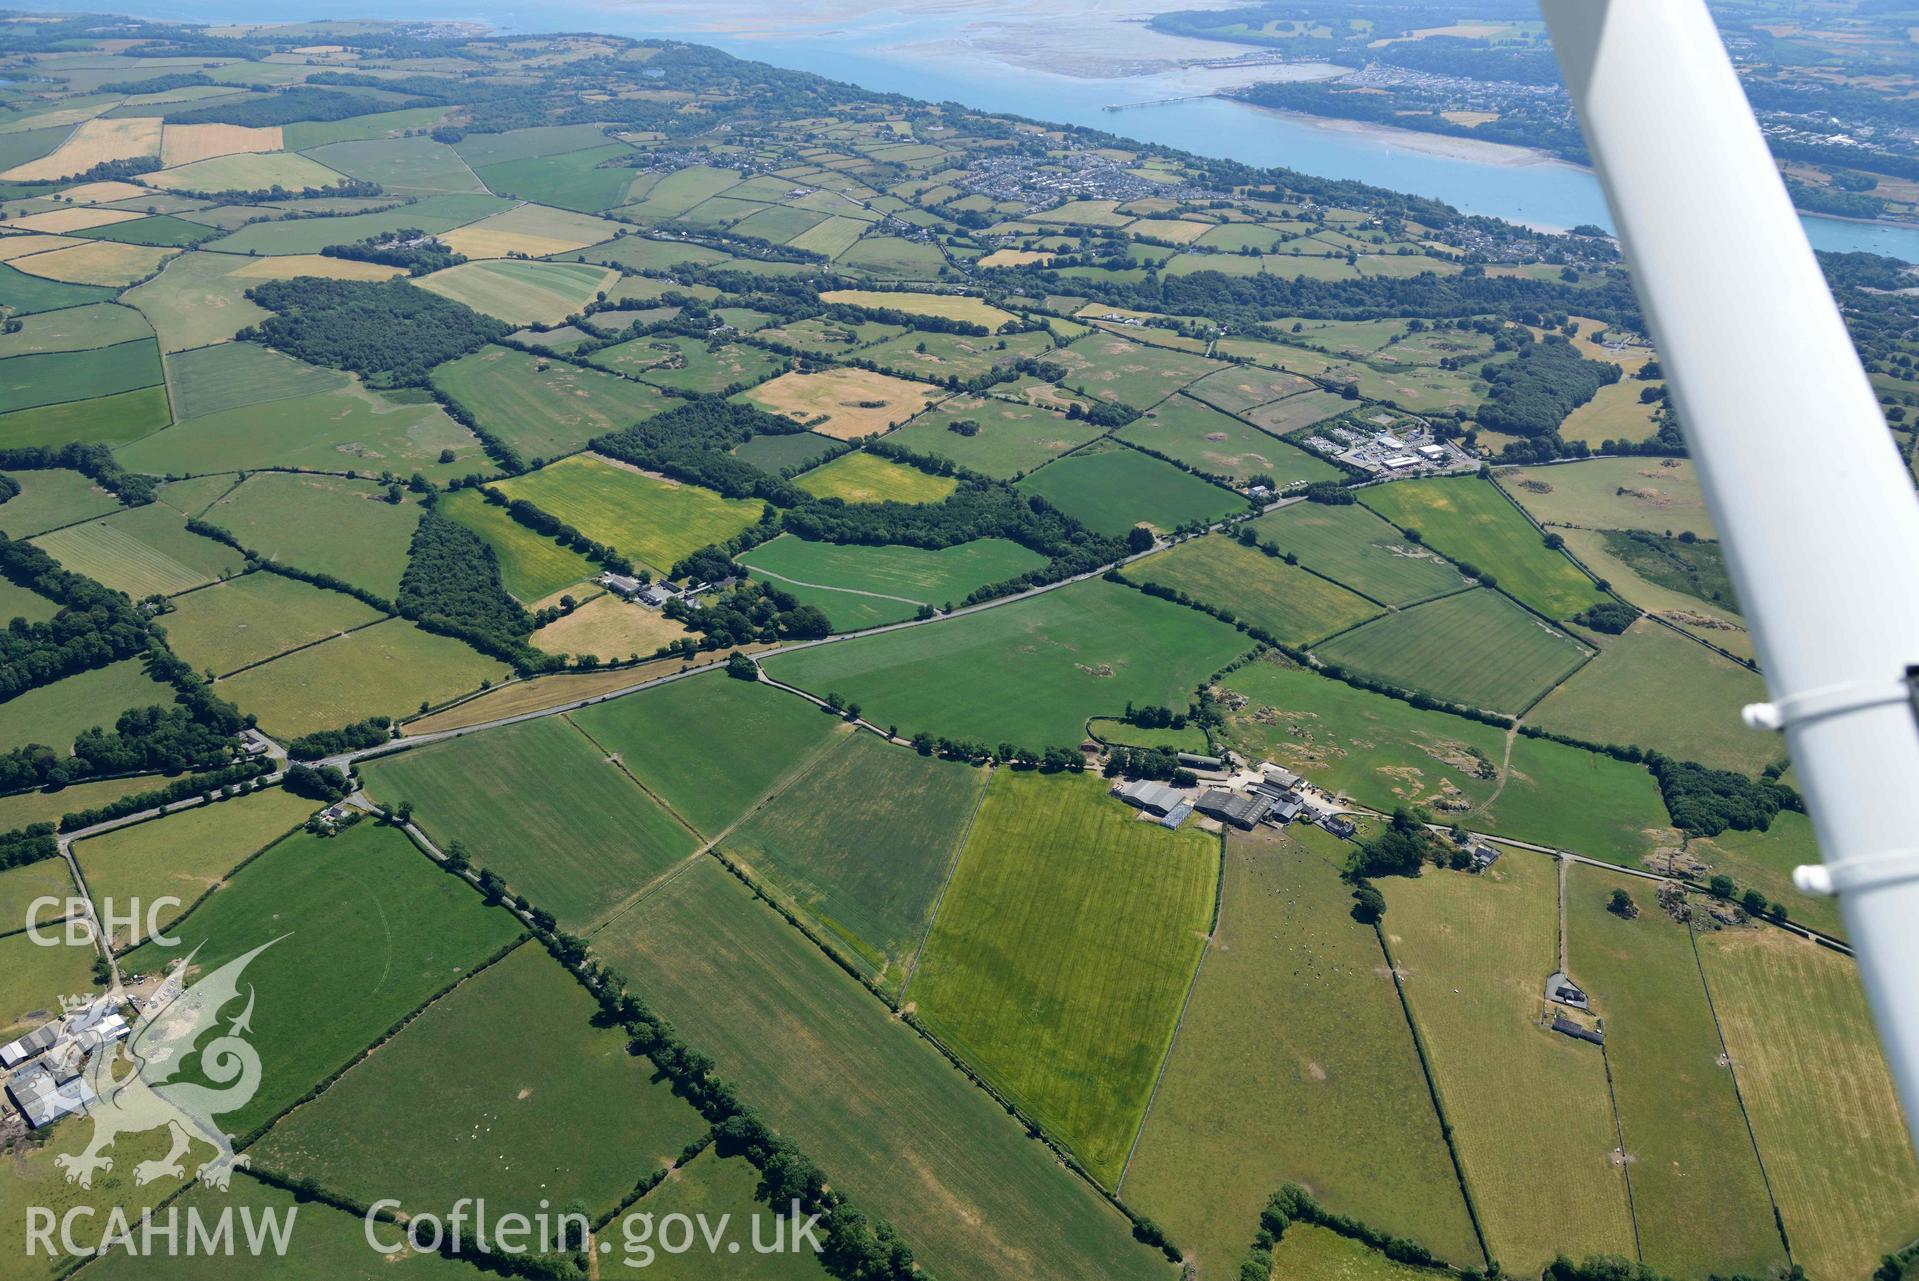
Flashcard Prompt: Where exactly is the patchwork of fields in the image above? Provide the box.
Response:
[0,27,1908,1281]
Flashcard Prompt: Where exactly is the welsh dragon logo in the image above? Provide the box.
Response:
[55,939,281,1191]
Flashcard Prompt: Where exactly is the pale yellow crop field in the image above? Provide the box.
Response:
[0,234,84,262]
[743,367,945,440]
[52,180,154,205]
[160,123,284,167]
[438,203,623,259]
[819,288,1014,330]
[9,239,178,286]
[2,117,162,182]
[1,206,145,234]
[226,254,407,281]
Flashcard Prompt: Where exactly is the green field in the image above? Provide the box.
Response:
[430,345,669,463]
[0,263,115,315]
[0,382,170,449]
[494,454,761,576]
[1381,850,1637,1271]
[1529,620,1774,774]
[886,394,1103,478]
[862,327,1053,382]
[581,234,733,274]
[1181,362,1315,413]
[474,144,643,212]
[1501,458,1716,539]
[1476,736,1674,867]
[32,501,246,598]
[1119,394,1342,486]
[1557,526,1752,662]
[0,773,162,834]
[151,474,238,519]
[75,787,318,947]
[201,473,424,599]
[594,857,1168,1281]
[1565,866,1785,1278]
[616,165,745,222]
[0,573,57,624]
[302,134,482,195]
[1360,477,1607,622]
[591,334,786,394]
[120,249,273,351]
[1045,330,1225,407]
[0,337,161,415]
[606,1148,833,1280]
[160,571,385,675]
[360,717,696,931]
[77,213,222,247]
[751,316,904,356]
[835,234,948,279]
[794,451,959,505]
[1265,1223,1448,1281]
[0,301,151,359]
[1215,654,1669,864]
[1123,533,1381,644]
[218,617,510,738]
[1125,824,1478,1273]
[568,672,844,840]
[165,340,348,421]
[450,124,622,168]
[281,104,453,149]
[1315,589,1590,715]
[254,944,706,1222]
[1250,502,1468,606]
[1697,926,1919,1281]
[738,534,1045,621]
[148,150,346,194]
[119,820,521,1134]
[0,929,97,1040]
[720,730,985,990]
[413,258,614,326]
[763,578,1249,748]
[907,770,1216,1185]
[116,381,487,483]
[1689,812,1842,941]
[0,657,177,754]
[1086,715,1208,751]
[0,857,79,938]
[732,430,841,475]
[1016,443,1246,536]
[0,467,120,537]
[439,487,594,603]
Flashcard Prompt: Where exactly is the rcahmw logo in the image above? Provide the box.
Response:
[20,938,290,1258]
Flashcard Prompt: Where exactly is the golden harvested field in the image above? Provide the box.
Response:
[438,203,623,258]
[9,239,177,286]
[0,234,83,262]
[742,367,945,439]
[1127,217,1214,244]
[819,288,1014,330]
[51,180,154,205]
[532,593,692,661]
[160,123,283,167]
[1,206,144,234]
[1,117,161,182]
[226,253,406,282]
